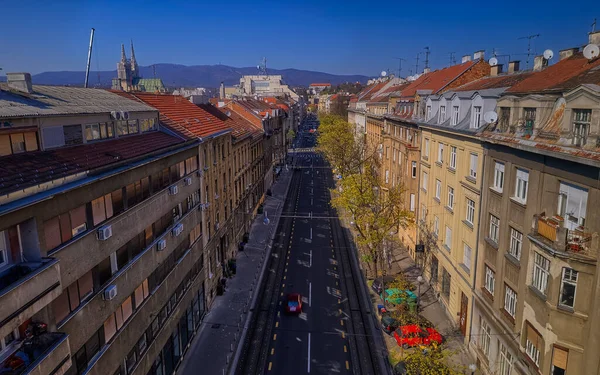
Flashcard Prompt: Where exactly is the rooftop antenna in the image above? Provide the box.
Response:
[424,47,430,70]
[84,28,95,88]
[592,18,597,32]
[258,57,268,77]
[518,33,540,69]
[448,52,456,65]
[393,57,406,78]
[415,52,422,76]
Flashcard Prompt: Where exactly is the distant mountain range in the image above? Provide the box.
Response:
[0,64,370,88]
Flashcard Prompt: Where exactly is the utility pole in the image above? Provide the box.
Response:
[424,47,430,70]
[84,28,95,88]
[393,57,406,78]
[448,52,456,65]
[519,34,540,69]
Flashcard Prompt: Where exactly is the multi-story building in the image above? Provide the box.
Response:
[0,73,208,375]
[471,32,600,375]
[237,75,299,101]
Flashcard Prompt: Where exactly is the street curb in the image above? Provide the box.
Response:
[228,171,293,375]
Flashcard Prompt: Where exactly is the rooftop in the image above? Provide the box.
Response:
[452,71,535,92]
[399,60,483,98]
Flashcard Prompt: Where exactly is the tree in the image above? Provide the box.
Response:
[400,347,465,375]
[286,128,296,143]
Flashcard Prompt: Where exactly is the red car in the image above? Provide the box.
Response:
[285,293,303,314]
[393,324,443,348]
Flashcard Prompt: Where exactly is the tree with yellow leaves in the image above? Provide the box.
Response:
[399,347,465,375]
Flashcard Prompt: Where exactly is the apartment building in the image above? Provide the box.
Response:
[470,33,600,375]
[0,74,209,375]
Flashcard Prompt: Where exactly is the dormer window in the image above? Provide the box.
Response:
[0,131,39,155]
[472,106,482,128]
[85,123,115,141]
[572,109,591,147]
[439,106,446,122]
[452,106,459,125]
[426,105,432,120]
[524,108,536,136]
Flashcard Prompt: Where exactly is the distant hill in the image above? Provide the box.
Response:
[0,64,369,88]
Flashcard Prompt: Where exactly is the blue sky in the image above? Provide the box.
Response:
[1,0,599,77]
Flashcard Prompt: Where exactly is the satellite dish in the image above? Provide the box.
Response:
[489,57,498,66]
[407,76,414,81]
[483,111,498,124]
[583,44,600,60]
[543,49,554,60]
[381,70,388,77]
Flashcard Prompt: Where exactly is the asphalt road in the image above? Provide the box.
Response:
[267,122,352,374]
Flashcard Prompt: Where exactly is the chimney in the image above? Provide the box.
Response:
[533,55,548,71]
[589,30,600,46]
[474,50,485,60]
[423,67,431,74]
[462,55,472,63]
[559,47,579,60]
[6,72,33,94]
[490,64,503,77]
[508,61,520,73]
[219,81,225,99]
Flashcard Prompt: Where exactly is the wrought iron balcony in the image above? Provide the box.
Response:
[530,214,598,261]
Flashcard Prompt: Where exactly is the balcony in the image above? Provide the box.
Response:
[0,259,61,327]
[530,214,598,262]
[0,332,70,375]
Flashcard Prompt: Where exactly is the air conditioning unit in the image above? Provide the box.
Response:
[110,111,121,120]
[184,177,193,186]
[169,185,179,195]
[103,285,118,300]
[172,223,184,237]
[203,166,209,171]
[197,170,204,178]
[214,194,219,200]
[120,111,129,120]
[157,239,167,251]
[97,225,113,240]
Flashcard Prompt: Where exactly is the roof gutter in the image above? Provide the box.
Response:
[204,128,232,140]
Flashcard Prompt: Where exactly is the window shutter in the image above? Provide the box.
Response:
[552,346,568,369]
[527,324,541,347]
[42,126,65,149]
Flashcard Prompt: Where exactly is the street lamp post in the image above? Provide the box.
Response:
[416,275,423,313]
[468,363,477,375]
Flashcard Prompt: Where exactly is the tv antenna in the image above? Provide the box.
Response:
[592,18,597,33]
[415,52,423,75]
[448,52,456,65]
[257,57,268,76]
[424,47,430,70]
[393,57,406,78]
[518,33,540,69]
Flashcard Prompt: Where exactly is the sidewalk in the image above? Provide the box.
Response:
[178,168,293,375]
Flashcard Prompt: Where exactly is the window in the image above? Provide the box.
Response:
[85,123,115,141]
[444,226,452,250]
[484,265,495,295]
[441,268,451,299]
[117,120,129,136]
[422,171,428,191]
[128,120,139,135]
[493,162,505,192]
[433,216,439,236]
[524,108,536,135]
[504,284,517,317]
[393,148,396,161]
[513,168,529,203]
[0,132,38,156]
[499,344,514,375]
[499,107,510,129]
[480,319,491,358]
[385,146,389,159]
[385,170,390,184]
[140,118,157,133]
[472,106,482,128]
[52,270,94,323]
[463,243,472,271]
[424,138,430,159]
[532,252,550,295]
[557,182,588,229]
[452,106,459,125]
[447,186,454,210]
[435,180,441,200]
[469,153,478,178]
[439,106,446,122]
[525,324,541,367]
[91,194,114,226]
[0,231,9,270]
[489,214,500,243]
[411,161,417,178]
[449,146,457,169]
[466,199,475,224]
[43,205,89,251]
[509,228,522,260]
[409,194,415,212]
[437,143,444,163]
[552,347,568,375]
[559,268,577,308]
[572,109,591,146]
[426,105,432,120]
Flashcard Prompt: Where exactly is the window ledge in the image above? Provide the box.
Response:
[421,188,427,193]
[557,304,575,314]
[481,287,494,302]
[500,308,516,325]
[465,175,477,184]
[433,197,441,204]
[489,186,503,196]
[443,244,451,253]
[485,237,499,249]
[445,206,454,214]
[462,220,474,230]
[435,161,443,168]
[527,285,547,302]
[510,197,527,208]
[447,166,456,174]
[504,252,521,268]
[459,263,471,275]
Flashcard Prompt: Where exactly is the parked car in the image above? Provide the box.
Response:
[380,313,400,335]
[392,324,443,348]
[285,293,302,314]
[371,275,395,295]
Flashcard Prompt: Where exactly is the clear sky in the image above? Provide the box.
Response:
[1,0,599,77]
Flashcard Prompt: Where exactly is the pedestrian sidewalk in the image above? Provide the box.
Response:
[177,168,293,375]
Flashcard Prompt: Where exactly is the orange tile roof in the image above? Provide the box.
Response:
[400,60,481,98]
[114,92,231,139]
[359,82,388,101]
[452,72,535,91]
[0,132,183,196]
[507,53,600,94]
[218,107,263,141]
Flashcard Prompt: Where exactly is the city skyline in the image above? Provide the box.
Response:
[1,0,599,76]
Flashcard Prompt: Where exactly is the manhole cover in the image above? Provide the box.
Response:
[211,324,221,329]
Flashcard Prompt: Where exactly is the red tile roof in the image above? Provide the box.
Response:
[113,92,231,139]
[507,53,600,94]
[0,132,183,196]
[452,72,535,92]
[399,60,481,98]
[218,107,263,142]
[359,82,388,101]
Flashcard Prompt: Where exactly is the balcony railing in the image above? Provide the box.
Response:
[0,332,70,375]
[531,214,598,261]
[0,258,61,327]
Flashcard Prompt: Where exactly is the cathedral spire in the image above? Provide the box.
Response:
[130,40,137,65]
[120,43,127,62]
[130,40,139,78]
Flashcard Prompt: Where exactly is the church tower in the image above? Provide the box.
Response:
[117,44,131,81]
[130,41,139,79]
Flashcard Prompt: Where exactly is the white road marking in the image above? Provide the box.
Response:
[309,282,312,306]
[309,250,312,268]
[308,332,312,373]
[310,227,312,240]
